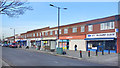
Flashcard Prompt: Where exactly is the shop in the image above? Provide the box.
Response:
[59,35,86,51]
[41,40,57,51]
[59,40,69,50]
[85,32,117,53]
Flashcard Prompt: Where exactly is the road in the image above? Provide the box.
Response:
[2,47,107,66]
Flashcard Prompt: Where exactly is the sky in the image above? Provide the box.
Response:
[1,2,118,39]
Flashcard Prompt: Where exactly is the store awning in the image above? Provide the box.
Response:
[84,38,115,40]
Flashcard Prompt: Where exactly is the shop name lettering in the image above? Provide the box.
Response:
[88,33,115,37]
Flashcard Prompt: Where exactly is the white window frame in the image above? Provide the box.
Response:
[42,32,44,36]
[88,25,93,31]
[64,28,68,34]
[100,22,114,30]
[39,32,41,36]
[50,31,53,35]
[33,33,35,37]
[59,29,61,34]
[81,26,85,32]
[55,30,57,35]
[110,22,114,29]
[36,33,38,37]
[45,32,48,36]
[72,27,77,33]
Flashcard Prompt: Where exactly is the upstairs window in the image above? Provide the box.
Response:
[88,25,93,31]
[42,32,44,36]
[50,31,53,35]
[45,32,48,36]
[39,33,41,36]
[72,27,77,33]
[64,28,68,34]
[81,26,85,32]
[100,22,114,30]
[37,33,38,37]
[33,33,35,37]
[59,29,61,34]
[55,30,57,35]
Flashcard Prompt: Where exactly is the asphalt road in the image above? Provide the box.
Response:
[2,47,106,66]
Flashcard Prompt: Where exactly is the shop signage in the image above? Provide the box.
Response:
[87,32,116,38]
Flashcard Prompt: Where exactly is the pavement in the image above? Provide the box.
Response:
[17,46,119,66]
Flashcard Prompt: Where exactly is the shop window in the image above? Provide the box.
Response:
[88,25,93,31]
[59,29,61,34]
[100,22,114,30]
[72,27,77,33]
[50,31,53,35]
[81,26,85,32]
[64,28,68,34]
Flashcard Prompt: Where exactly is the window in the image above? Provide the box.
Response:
[100,22,114,30]
[42,32,44,36]
[55,30,57,35]
[37,33,38,37]
[81,26,85,32]
[88,25,93,31]
[39,33,41,36]
[64,28,68,34]
[33,33,35,37]
[25,35,26,38]
[59,29,61,34]
[50,31,53,35]
[72,27,77,33]
[45,32,48,36]
[110,22,114,29]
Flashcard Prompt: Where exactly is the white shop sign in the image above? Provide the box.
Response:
[87,32,116,38]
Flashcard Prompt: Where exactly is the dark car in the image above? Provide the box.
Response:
[9,43,17,48]
[2,44,9,47]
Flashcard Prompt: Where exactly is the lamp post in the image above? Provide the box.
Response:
[10,28,15,42]
[50,4,67,47]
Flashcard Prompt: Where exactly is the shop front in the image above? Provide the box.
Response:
[58,40,69,50]
[59,35,86,51]
[85,32,117,53]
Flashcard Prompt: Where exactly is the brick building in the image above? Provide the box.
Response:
[6,15,120,53]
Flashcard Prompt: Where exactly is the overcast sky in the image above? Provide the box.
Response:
[1,2,118,39]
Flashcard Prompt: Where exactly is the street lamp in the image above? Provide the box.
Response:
[10,28,15,42]
[50,4,67,47]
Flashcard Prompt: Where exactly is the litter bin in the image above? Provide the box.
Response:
[56,48,63,54]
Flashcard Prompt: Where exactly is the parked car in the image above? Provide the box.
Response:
[2,44,9,47]
[9,43,17,48]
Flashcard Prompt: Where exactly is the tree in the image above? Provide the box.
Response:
[0,0,33,17]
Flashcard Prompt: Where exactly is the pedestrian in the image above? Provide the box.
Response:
[74,44,77,51]
[67,45,69,50]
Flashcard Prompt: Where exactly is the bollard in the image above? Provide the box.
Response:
[102,50,104,55]
[96,50,98,56]
[108,49,110,54]
[80,50,82,58]
[88,50,90,57]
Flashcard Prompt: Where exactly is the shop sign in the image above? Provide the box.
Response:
[87,32,116,38]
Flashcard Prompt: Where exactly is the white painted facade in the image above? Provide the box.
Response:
[69,39,86,51]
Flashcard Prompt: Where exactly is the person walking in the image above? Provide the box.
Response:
[74,44,77,51]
